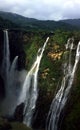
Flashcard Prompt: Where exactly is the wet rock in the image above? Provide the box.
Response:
[14,103,24,122]
[0,75,5,99]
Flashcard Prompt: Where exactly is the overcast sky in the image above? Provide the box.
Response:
[0,0,80,20]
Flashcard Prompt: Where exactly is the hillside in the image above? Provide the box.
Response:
[0,11,77,31]
[0,11,37,26]
[0,16,19,29]
[61,19,80,28]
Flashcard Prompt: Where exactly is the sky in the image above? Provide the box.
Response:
[0,0,80,21]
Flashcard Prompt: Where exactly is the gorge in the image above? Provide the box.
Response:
[0,29,80,130]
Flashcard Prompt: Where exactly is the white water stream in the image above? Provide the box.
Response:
[46,38,80,130]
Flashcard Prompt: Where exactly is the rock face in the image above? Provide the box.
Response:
[0,29,26,69]
[0,30,4,66]
[0,29,26,100]
[0,30,5,100]
[8,30,26,70]
[0,75,5,99]
[14,103,24,122]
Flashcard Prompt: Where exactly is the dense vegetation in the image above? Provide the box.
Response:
[0,16,19,29]
[22,30,80,130]
[0,11,78,31]
[0,11,80,130]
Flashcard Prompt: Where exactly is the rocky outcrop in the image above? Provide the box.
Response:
[14,103,24,122]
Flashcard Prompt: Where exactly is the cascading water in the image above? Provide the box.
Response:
[1,30,80,130]
[1,30,10,88]
[0,30,49,125]
[0,30,18,116]
[18,37,49,127]
[46,38,80,130]
[8,56,18,95]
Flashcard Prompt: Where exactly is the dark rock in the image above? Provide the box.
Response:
[8,30,26,70]
[14,103,24,122]
[0,118,12,130]
[0,75,5,99]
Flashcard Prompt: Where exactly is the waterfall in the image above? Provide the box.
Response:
[46,38,80,130]
[18,37,49,127]
[8,56,18,95]
[0,30,49,124]
[1,30,10,88]
[0,30,18,116]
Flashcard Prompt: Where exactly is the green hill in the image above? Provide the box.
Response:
[0,11,77,31]
[61,19,80,28]
[0,16,19,29]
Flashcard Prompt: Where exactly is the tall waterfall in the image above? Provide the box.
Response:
[1,30,10,88]
[0,30,18,116]
[0,30,49,124]
[18,37,49,127]
[46,38,80,130]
